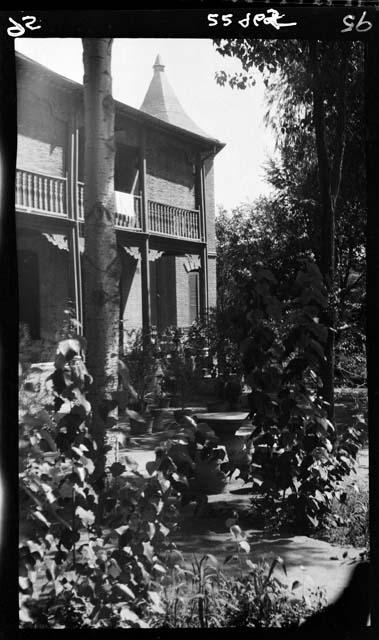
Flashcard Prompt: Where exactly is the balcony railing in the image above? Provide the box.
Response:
[16,169,67,216]
[148,200,202,240]
[16,169,202,241]
[77,182,142,230]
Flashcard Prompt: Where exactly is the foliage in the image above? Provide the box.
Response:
[216,256,364,533]
[19,337,180,628]
[156,326,198,409]
[319,481,369,550]
[214,38,366,389]
[121,328,162,411]
[148,526,326,628]
[146,414,228,504]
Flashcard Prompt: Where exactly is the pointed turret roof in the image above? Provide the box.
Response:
[140,55,209,138]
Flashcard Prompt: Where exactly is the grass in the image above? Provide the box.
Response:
[147,554,326,628]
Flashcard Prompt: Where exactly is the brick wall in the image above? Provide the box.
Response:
[175,257,190,327]
[120,250,142,336]
[203,157,216,253]
[146,131,196,210]
[207,254,217,310]
[17,82,69,178]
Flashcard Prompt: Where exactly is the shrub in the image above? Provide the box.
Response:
[234,260,365,534]
[19,337,179,628]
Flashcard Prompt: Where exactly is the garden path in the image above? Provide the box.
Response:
[121,425,368,606]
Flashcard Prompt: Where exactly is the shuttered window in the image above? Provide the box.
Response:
[188,271,200,325]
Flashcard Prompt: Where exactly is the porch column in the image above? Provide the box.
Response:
[67,112,83,334]
[139,129,151,341]
[196,155,209,319]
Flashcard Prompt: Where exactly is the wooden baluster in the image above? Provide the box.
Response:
[30,173,35,209]
[60,180,65,214]
[24,172,29,208]
[21,171,27,207]
[15,171,21,207]
[37,176,42,210]
[35,174,39,209]
[27,173,33,208]
[43,177,48,211]
[55,179,60,212]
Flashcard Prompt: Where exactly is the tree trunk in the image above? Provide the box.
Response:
[309,41,336,423]
[82,38,120,487]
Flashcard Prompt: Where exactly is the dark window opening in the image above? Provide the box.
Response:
[18,250,40,339]
[115,144,140,194]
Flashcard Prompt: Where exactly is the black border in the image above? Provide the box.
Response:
[0,4,378,637]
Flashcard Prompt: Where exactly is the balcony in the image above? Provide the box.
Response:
[16,169,202,241]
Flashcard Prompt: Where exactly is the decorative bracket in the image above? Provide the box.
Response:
[149,249,164,262]
[42,233,68,252]
[183,253,201,272]
[121,246,141,261]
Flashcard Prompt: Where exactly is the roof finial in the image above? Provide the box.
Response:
[153,54,165,72]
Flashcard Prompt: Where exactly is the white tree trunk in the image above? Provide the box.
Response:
[82,38,120,407]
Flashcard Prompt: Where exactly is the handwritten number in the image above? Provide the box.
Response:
[355,11,373,33]
[7,17,25,37]
[341,11,372,33]
[7,15,41,37]
[23,16,41,31]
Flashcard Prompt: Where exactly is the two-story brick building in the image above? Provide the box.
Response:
[16,52,224,356]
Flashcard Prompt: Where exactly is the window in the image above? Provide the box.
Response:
[18,250,40,339]
[188,271,200,325]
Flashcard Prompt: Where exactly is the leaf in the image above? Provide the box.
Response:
[204,553,219,567]
[230,524,243,540]
[115,583,135,599]
[75,506,95,527]
[238,540,251,553]
[306,514,319,529]
[33,510,50,527]
[146,461,156,475]
[19,576,31,591]
[107,558,122,579]
[292,580,301,590]
[119,607,140,623]
[148,590,165,614]
[110,462,126,477]
[153,563,166,574]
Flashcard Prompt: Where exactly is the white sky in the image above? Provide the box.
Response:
[15,38,276,212]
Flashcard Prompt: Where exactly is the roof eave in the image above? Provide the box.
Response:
[16,51,225,153]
